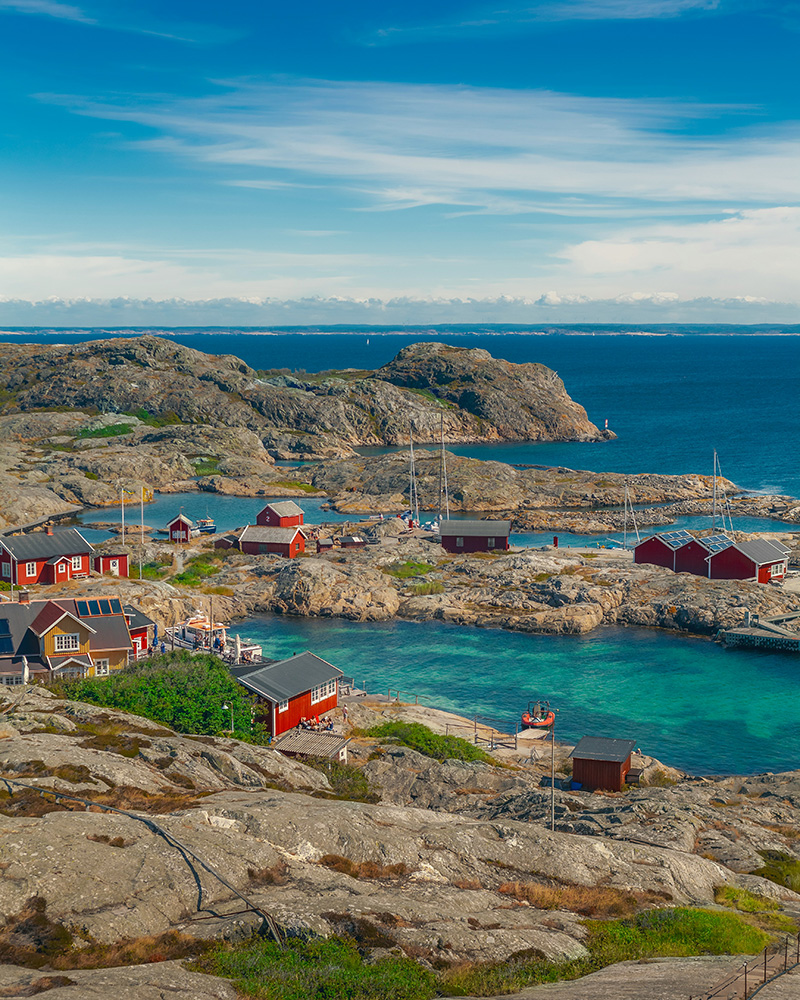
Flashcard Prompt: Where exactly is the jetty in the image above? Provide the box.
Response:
[719,610,800,652]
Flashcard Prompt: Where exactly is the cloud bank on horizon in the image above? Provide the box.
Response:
[1,0,798,324]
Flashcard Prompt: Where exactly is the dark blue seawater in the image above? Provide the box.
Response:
[6,329,800,496]
[235,614,800,776]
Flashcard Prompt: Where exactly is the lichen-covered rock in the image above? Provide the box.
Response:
[268,559,401,620]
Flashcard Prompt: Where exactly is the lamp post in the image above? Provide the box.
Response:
[222,703,234,735]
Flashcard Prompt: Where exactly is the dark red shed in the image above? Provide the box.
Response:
[633,529,694,571]
[439,519,511,554]
[706,538,790,583]
[570,736,636,792]
[239,524,306,558]
[91,553,129,577]
[674,533,732,575]
[166,514,193,543]
[256,501,305,528]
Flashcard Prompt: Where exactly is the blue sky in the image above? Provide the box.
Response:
[1,0,799,325]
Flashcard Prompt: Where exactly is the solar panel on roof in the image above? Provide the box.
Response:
[704,534,733,553]
[88,600,101,616]
[100,599,112,615]
[0,620,13,655]
[110,598,122,614]
[76,600,90,617]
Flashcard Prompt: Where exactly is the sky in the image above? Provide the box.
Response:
[0,0,798,325]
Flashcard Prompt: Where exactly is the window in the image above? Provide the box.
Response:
[94,659,109,676]
[71,556,81,571]
[1,675,24,686]
[310,683,324,704]
[25,562,36,577]
[771,563,785,577]
[54,633,80,652]
[456,537,464,548]
[278,699,289,713]
[487,538,495,549]
[1,562,9,579]
[326,679,337,698]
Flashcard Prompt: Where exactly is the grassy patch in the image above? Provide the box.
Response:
[173,553,224,587]
[201,936,437,1000]
[84,470,100,480]
[498,882,669,918]
[192,457,220,476]
[752,850,800,893]
[365,720,496,765]
[77,423,133,439]
[715,885,778,913]
[318,855,414,880]
[141,558,171,580]
[124,407,182,427]
[304,757,381,803]
[383,560,435,579]
[409,581,444,596]
[533,572,553,582]
[271,480,319,493]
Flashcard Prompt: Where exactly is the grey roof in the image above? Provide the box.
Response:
[122,603,156,631]
[234,651,342,703]
[733,538,791,565]
[167,514,194,527]
[0,528,93,562]
[439,519,512,538]
[273,730,349,758]
[570,736,636,763]
[240,524,306,544]
[48,653,93,671]
[263,501,305,517]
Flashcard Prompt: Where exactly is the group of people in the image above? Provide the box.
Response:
[299,715,335,732]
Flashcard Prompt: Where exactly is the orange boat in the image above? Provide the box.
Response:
[521,700,555,729]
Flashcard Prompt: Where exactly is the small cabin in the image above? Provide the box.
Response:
[706,538,790,583]
[233,651,342,737]
[439,519,511,554]
[340,535,366,549]
[167,514,194,543]
[239,524,306,559]
[316,537,334,553]
[633,529,695,571]
[92,553,129,577]
[122,603,156,659]
[256,501,305,529]
[214,533,241,551]
[673,534,732,575]
[570,736,636,792]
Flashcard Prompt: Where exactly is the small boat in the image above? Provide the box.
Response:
[196,517,216,534]
[521,700,555,729]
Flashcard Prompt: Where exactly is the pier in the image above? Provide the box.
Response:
[719,611,800,653]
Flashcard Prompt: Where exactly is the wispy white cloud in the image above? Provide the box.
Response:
[40,78,797,218]
[0,0,93,24]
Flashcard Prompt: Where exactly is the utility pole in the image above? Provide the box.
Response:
[121,488,125,546]
[550,716,556,832]
[139,486,145,580]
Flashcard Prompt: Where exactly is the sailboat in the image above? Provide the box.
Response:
[711,450,734,534]
[402,426,421,528]
[622,480,640,549]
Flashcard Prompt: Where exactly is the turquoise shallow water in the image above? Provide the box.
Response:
[235,615,800,777]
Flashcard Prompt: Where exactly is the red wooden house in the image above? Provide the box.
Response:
[91,553,129,577]
[233,651,342,737]
[256,501,305,528]
[239,524,306,558]
[633,529,695,571]
[0,528,93,586]
[122,603,156,659]
[570,736,636,792]
[166,514,194,543]
[439,519,511,554]
[706,538,790,583]
[673,534,732,575]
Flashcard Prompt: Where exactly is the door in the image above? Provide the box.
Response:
[110,559,119,576]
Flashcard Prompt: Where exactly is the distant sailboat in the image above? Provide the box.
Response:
[407,426,420,527]
[622,480,640,549]
[437,414,450,521]
[711,450,734,533]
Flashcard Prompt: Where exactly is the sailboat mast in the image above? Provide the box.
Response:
[409,427,420,526]
[623,482,628,551]
[712,449,717,532]
[439,414,450,519]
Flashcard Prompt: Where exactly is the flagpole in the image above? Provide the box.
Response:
[121,488,125,546]
[140,486,145,580]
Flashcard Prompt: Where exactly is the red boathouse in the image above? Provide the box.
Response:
[233,651,342,737]
[439,519,511,554]
[633,529,695,571]
[571,736,636,792]
[166,514,194,543]
[673,533,733,575]
[706,538,790,583]
[0,528,93,586]
[256,501,305,528]
[91,553,129,577]
[239,524,306,558]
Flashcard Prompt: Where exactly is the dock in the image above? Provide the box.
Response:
[719,611,800,652]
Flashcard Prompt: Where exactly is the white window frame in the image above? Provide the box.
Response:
[1,675,24,686]
[310,684,323,705]
[326,679,337,698]
[25,561,36,577]
[54,633,80,652]
[487,537,495,549]
[771,563,785,576]
[94,659,110,676]
[1,562,9,579]
[71,555,81,571]
[278,698,289,713]
[456,537,464,548]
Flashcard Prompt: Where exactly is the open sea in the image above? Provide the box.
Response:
[6,326,800,774]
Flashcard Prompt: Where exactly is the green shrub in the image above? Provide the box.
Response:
[192,457,220,476]
[270,480,319,493]
[173,555,223,587]
[409,581,444,596]
[365,721,495,765]
[304,758,380,803]
[752,851,800,893]
[124,407,182,427]
[141,560,170,581]
[51,652,259,740]
[84,471,100,480]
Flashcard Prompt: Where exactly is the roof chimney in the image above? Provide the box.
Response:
[46,526,53,536]
[18,590,30,605]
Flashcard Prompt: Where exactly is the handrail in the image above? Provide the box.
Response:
[691,935,800,999]
[0,774,283,946]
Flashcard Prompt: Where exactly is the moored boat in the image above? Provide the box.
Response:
[196,517,217,534]
[521,700,555,729]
